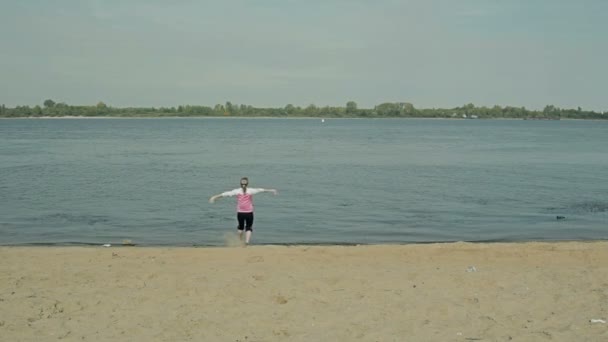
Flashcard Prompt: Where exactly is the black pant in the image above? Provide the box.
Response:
[237,212,254,231]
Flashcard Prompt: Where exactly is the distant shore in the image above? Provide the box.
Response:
[2,116,603,121]
[2,241,607,341]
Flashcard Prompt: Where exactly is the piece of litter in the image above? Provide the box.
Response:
[102,244,111,247]
[590,319,606,324]
[466,266,477,272]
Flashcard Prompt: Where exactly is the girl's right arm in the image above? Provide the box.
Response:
[209,189,239,203]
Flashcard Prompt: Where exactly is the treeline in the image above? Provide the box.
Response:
[0,100,606,120]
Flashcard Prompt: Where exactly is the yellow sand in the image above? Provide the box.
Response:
[1,241,607,341]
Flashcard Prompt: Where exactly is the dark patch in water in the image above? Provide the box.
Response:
[546,201,608,215]
[32,213,111,226]
[570,202,608,213]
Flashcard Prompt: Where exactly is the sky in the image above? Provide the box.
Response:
[1,0,607,111]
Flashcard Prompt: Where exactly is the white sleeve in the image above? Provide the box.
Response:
[220,189,241,197]
[246,188,265,195]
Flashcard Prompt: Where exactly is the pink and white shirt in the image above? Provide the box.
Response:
[220,188,265,213]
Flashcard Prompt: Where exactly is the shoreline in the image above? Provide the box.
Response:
[2,238,607,248]
[2,240,607,341]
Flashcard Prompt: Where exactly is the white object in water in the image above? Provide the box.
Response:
[102,244,111,247]
[321,119,325,123]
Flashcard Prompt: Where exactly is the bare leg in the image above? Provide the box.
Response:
[245,231,252,244]
[237,230,244,241]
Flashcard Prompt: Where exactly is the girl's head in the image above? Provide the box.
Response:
[240,177,249,189]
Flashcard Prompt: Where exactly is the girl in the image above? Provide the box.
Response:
[209,177,278,245]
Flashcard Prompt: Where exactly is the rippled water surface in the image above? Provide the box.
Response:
[1,118,607,245]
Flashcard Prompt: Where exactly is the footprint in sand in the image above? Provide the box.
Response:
[274,295,288,304]
[247,256,264,263]
[223,233,245,247]
[251,274,265,281]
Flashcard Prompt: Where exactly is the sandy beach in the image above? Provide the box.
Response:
[1,241,607,341]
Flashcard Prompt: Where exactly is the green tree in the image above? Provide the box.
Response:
[214,104,225,115]
[284,104,295,116]
[225,101,234,115]
[346,101,358,114]
[33,105,42,116]
[463,103,475,114]
[399,102,415,116]
[375,103,400,116]
[543,105,556,115]
[94,101,106,115]
[304,104,318,117]
[43,99,55,108]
